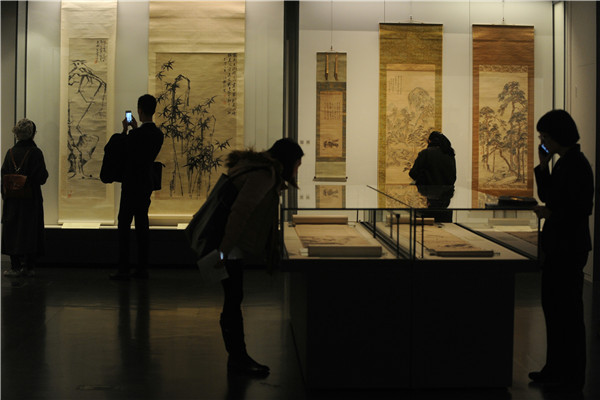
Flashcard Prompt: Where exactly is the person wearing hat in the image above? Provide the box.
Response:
[1,118,49,277]
[528,110,594,393]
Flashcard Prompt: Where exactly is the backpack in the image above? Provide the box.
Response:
[100,133,126,183]
[2,148,32,199]
[185,167,266,258]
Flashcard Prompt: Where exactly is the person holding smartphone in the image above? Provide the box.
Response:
[529,110,594,394]
[110,95,164,280]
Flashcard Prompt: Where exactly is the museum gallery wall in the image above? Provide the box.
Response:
[20,1,557,225]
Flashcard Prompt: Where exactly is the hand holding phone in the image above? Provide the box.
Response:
[538,143,552,168]
[125,110,133,124]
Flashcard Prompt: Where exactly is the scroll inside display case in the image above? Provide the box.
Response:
[294,222,382,257]
[412,225,495,257]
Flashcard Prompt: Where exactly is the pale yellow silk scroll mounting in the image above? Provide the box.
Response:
[148,1,245,220]
[59,1,117,223]
[316,52,347,182]
[378,24,443,207]
[472,25,534,207]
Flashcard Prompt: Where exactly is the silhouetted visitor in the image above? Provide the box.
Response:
[1,118,49,277]
[217,138,303,377]
[110,94,164,280]
[529,109,593,394]
[409,130,456,187]
[410,131,456,222]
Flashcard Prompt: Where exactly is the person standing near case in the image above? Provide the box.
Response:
[217,138,303,377]
[529,110,594,393]
[1,119,49,277]
[409,131,456,222]
[110,94,163,280]
[409,130,456,187]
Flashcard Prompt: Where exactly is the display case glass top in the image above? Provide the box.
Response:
[283,183,539,262]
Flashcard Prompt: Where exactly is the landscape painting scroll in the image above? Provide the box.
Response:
[59,1,117,222]
[473,25,534,207]
[316,52,347,181]
[149,1,245,218]
[378,24,443,207]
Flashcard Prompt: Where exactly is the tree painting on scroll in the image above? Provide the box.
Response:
[478,66,528,190]
[385,64,436,185]
[153,53,240,213]
[64,38,107,198]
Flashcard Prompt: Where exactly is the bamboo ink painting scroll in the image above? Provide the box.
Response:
[59,1,117,222]
[151,53,241,215]
[148,1,245,219]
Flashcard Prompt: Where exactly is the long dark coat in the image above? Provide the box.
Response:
[1,139,48,256]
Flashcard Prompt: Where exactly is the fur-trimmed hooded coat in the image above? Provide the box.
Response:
[219,149,283,268]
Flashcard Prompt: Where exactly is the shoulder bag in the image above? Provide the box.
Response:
[2,148,32,199]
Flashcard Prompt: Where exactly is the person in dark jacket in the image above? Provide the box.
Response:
[217,138,303,377]
[409,130,456,187]
[110,94,164,280]
[410,131,456,222]
[1,118,49,277]
[528,110,594,393]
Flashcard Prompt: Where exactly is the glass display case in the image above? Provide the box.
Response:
[282,183,539,262]
[281,184,411,259]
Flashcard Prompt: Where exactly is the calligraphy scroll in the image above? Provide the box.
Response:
[315,185,346,209]
[378,24,443,207]
[316,52,347,181]
[149,1,245,218]
[473,25,534,206]
[59,1,117,222]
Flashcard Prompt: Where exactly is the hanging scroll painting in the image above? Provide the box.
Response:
[473,25,534,207]
[148,1,245,218]
[59,1,117,223]
[378,24,443,207]
[315,185,346,209]
[316,52,347,182]
[151,52,243,216]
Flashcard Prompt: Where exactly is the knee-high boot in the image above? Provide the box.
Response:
[220,313,269,376]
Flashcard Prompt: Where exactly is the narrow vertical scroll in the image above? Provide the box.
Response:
[59,1,117,222]
[315,52,347,182]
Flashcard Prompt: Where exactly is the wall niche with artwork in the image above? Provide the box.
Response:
[17,1,284,227]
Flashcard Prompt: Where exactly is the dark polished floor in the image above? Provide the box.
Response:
[2,266,599,400]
